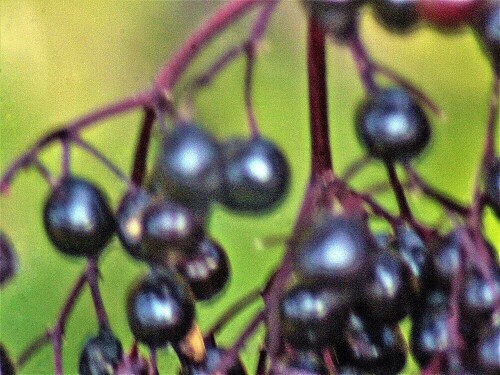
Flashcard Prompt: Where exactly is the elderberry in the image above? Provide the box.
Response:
[78,327,123,375]
[126,269,195,347]
[0,232,17,287]
[372,0,419,33]
[356,87,431,162]
[43,177,115,257]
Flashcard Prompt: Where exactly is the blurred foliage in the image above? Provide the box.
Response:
[0,1,498,374]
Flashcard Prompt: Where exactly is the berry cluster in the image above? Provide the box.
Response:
[0,1,499,374]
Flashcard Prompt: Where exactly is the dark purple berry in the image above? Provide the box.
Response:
[153,123,223,206]
[126,269,195,347]
[360,250,416,323]
[141,200,203,261]
[169,237,230,301]
[356,87,431,162]
[335,312,407,375]
[0,232,17,287]
[180,346,247,375]
[79,327,123,375]
[392,226,427,281]
[411,306,451,367]
[292,215,373,285]
[485,157,500,215]
[460,267,500,324]
[0,343,15,375]
[43,177,115,257]
[220,137,290,213]
[373,0,419,33]
[277,349,327,375]
[280,283,349,349]
[474,326,500,375]
[116,188,151,260]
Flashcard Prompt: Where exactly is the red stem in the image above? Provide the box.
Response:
[307,20,333,177]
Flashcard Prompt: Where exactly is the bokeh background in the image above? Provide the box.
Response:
[1,1,498,374]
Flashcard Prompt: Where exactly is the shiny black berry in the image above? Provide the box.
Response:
[280,283,349,349]
[181,346,247,375]
[277,349,327,375]
[335,312,407,375]
[292,215,373,285]
[43,177,115,257]
[0,343,15,375]
[170,237,230,301]
[141,200,203,261]
[360,250,416,324]
[486,157,500,216]
[79,327,123,375]
[116,188,151,260]
[474,326,500,375]
[126,269,195,347]
[356,87,431,162]
[392,226,427,281]
[373,0,419,33]
[153,123,223,207]
[220,137,290,213]
[0,232,17,287]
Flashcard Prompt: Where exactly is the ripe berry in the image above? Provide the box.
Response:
[485,157,500,216]
[0,343,15,375]
[302,0,364,43]
[292,215,373,285]
[169,237,230,301]
[417,0,484,30]
[180,346,247,375]
[79,327,123,375]
[126,269,195,347]
[277,349,327,375]
[356,87,431,162]
[0,232,17,287]
[280,283,349,349]
[153,123,223,207]
[220,137,290,213]
[116,188,151,260]
[335,313,407,375]
[474,326,500,375]
[460,267,500,324]
[141,200,203,261]
[392,226,427,281]
[43,177,115,257]
[372,0,419,33]
[360,250,416,323]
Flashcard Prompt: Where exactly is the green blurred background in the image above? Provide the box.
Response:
[0,1,498,374]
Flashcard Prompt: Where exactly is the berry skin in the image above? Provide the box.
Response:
[168,237,230,301]
[220,137,290,213]
[392,226,427,281]
[0,232,17,287]
[359,249,416,324]
[153,123,223,207]
[280,283,349,349]
[116,188,151,260]
[460,267,500,324]
[180,346,247,375]
[141,200,204,261]
[373,0,419,33]
[335,312,407,375]
[79,327,123,375]
[485,157,500,216]
[277,349,327,375]
[292,215,373,285]
[0,343,15,375]
[418,0,484,30]
[474,326,500,375]
[43,177,115,257]
[126,269,195,347]
[356,87,431,162]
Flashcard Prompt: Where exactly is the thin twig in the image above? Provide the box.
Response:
[86,257,109,328]
[385,163,413,222]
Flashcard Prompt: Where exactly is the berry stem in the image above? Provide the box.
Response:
[0,91,152,194]
[131,107,156,186]
[52,270,88,375]
[32,158,57,188]
[205,288,262,338]
[256,346,267,375]
[404,165,469,215]
[70,135,129,183]
[350,32,377,94]
[149,347,159,375]
[341,155,372,182]
[61,138,71,178]
[86,257,109,329]
[16,332,51,369]
[322,347,337,375]
[244,43,259,138]
[155,0,272,92]
[307,19,333,177]
[385,162,413,222]
[216,310,265,374]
